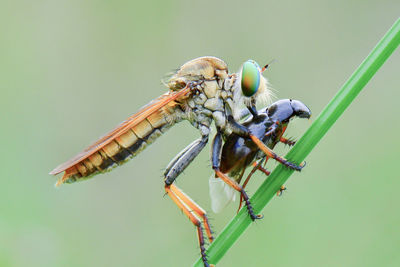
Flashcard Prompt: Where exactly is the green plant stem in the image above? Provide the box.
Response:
[194,17,400,267]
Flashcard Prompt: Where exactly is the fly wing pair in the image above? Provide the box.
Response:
[50,86,190,185]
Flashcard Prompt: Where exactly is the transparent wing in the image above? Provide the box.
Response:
[209,175,236,213]
[50,87,190,184]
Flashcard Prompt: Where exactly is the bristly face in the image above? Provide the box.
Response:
[233,60,271,117]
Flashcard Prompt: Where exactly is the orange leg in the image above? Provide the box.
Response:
[254,160,288,199]
[169,184,213,242]
[280,136,296,146]
[165,184,213,267]
[214,170,262,220]
[237,159,271,213]
[237,158,286,213]
[277,185,287,196]
[249,135,304,171]
[263,155,270,168]
[253,161,271,176]
[211,131,261,221]
[237,160,261,213]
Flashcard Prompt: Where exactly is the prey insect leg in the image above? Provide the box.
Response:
[237,157,284,212]
[211,131,262,221]
[227,115,304,171]
[252,160,271,176]
[254,163,287,197]
[280,136,296,146]
[277,185,287,196]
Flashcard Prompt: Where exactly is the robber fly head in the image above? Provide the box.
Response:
[237,60,272,109]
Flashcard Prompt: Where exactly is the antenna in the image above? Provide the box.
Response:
[261,59,276,73]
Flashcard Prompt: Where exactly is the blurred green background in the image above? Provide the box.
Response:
[1,1,399,266]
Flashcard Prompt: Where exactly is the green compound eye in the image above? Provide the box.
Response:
[241,60,260,97]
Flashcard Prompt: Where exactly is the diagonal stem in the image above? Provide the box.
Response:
[194,17,400,267]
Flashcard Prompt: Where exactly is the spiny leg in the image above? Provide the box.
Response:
[280,136,296,146]
[163,132,213,240]
[253,135,304,170]
[163,132,214,267]
[238,157,287,212]
[237,158,265,213]
[237,158,271,213]
[276,125,296,146]
[164,185,210,267]
[236,125,295,212]
[254,163,287,196]
[252,160,271,176]
[164,138,205,179]
[214,170,262,220]
[277,185,287,196]
[228,116,304,171]
[169,184,213,242]
[211,131,261,220]
[249,135,304,171]
[164,133,208,185]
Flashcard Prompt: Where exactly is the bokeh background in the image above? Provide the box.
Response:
[1,1,399,266]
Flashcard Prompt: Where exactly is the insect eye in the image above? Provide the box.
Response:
[241,60,260,97]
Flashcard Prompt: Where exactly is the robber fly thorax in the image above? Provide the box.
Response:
[166,56,270,138]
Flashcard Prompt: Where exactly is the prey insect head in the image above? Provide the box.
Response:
[290,99,312,119]
[267,99,311,123]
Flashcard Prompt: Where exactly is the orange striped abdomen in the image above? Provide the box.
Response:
[61,102,183,184]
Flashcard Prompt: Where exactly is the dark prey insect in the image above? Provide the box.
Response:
[50,57,306,267]
[209,99,311,214]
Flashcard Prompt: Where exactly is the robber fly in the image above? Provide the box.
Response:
[50,57,305,267]
[209,99,311,214]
